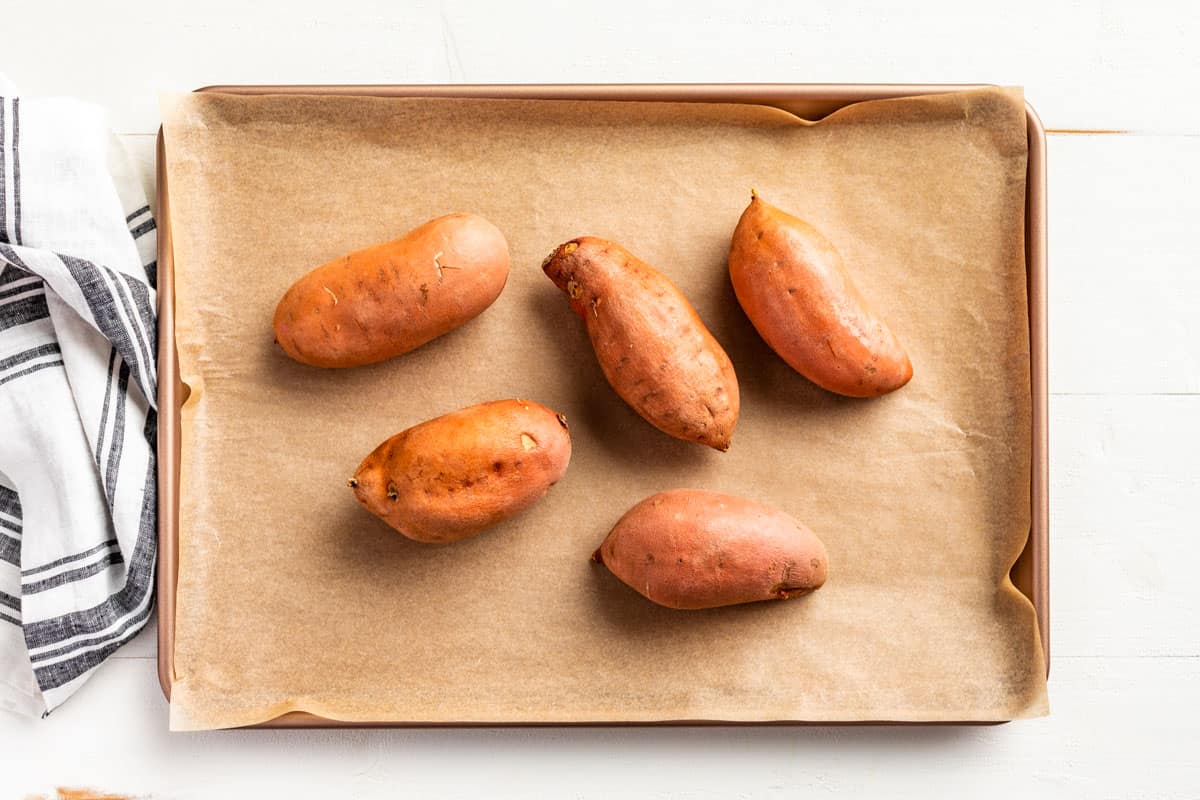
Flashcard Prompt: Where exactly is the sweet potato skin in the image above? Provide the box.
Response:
[274,213,509,368]
[542,237,739,451]
[729,194,912,397]
[594,489,828,610]
[350,399,571,543]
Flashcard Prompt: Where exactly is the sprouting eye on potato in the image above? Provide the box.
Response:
[349,399,571,543]
[593,489,828,610]
[274,213,510,368]
[542,237,740,451]
[729,192,912,397]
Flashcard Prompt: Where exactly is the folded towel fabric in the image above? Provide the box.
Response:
[0,78,157,717]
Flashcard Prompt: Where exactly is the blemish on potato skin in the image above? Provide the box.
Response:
[521,433,537,451]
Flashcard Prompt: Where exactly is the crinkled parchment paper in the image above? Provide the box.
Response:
[161,87,1047,729]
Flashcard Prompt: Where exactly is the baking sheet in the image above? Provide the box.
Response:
[160,86,1047,730]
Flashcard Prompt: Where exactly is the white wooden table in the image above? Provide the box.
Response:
[3,2,1198,797]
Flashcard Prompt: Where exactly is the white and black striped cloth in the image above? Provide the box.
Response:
[0,79,157,717]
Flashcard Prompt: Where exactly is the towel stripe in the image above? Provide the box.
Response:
[1,97,7,244]
[11,97,20,245]
[0,286,43,305]
[0,265,34,285]
[28,598,152,667]
[0,359,62,387]
[124,205,150,224]
[0,245,49,333]
[23,552,125,596]
[113,270,155,376]
[21,538,119,578]
[0,241,27,269]
[33,609,152,686]
[0,534,18,566]
[102,361,130,506]
[0,277,40,300]
[0,484,20,518]
[93,348,118,471]
[130,218,155,240]
[0,342,60,372]
[117,271,156,369]
[0,291,48,332]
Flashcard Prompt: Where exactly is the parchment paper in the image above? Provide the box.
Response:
[161,87,1047,730]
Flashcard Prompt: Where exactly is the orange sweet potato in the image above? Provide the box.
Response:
[542,237,739,451]
[274,213,509,368]
[729,193,912,397]
[593,489,828,609]
[350,399,571,543]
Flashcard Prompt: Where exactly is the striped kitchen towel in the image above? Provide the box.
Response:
[0,77,157,717]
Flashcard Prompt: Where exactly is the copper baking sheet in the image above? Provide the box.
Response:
[155,84,1049,727]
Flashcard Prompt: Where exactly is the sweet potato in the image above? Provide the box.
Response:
[593,489,828,610]
[350,399,571,543]
[274,213,509,368]
[542,237,739,451]
[729,193,912,397]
